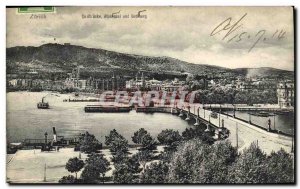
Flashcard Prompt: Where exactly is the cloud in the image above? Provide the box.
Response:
[6,6,294,71]
[36,21,105,39]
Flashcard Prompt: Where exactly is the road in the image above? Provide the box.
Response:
[183,103,293,154]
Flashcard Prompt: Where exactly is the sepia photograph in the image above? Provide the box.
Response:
[6,6,295,184]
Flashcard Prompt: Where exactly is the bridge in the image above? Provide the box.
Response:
[136,103,294,154]
[136,106,229,139]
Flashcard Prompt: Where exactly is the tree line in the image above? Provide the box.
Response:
[59,125,294,184]
[186,88,278,105]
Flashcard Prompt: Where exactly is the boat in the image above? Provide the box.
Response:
[37,97,49,109]
[249,111,274,117]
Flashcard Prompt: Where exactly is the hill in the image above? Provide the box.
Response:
[6,43,293,79]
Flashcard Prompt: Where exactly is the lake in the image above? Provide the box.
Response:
[223,110,294,135]
[7,92,192,144]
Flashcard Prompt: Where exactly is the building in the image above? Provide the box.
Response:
[277,81,294,108]
[146,78,162,91]
[125,73,146,90]
[161,78,184,92]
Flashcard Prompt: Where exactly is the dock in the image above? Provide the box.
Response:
[23,138,80,147]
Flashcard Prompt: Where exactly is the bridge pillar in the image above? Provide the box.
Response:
[171,108,178,114]
[178,109,184,117]
[185,113,191,121]
[204,123,210,132]
[194,117,200,126]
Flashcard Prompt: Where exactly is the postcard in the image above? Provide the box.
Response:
[6,6,295,184]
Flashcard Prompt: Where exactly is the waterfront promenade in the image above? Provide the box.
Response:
[6,146,164,183]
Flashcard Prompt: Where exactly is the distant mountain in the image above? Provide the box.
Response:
[6,43,293,79]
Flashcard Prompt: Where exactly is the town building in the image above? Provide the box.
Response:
[277,81,294,108]
[125,73,146,90]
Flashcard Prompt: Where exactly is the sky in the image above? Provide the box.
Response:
[6,6,294,71]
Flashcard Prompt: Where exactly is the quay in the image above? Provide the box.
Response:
[65,99,99,102]
[23,138,80,148]
[84,105,131,113]
[204,104,294,113]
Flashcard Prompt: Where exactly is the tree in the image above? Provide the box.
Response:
[65,157,84,179]
[132,128,148,145]
[157,129,182,151]
[113,163,136,184]
[229,142,267,183]
[166,139,211,183]
[81,165,100,184]
[81,153,111,183]
[134,149,154,170]
[265,148,294,183]
[234,90,249,104]
[167,139,237,183]
[79,132,101,154]
[141,133,157,150]
[112,152,142,184]
[126,154,143,174]
[105,129,123,146]
[159,150,174,163]
[186,74,195,83]
[111,150,128,164]
[105,129,129,153]
[181,125,214,145]
[140,162,169,183]
[59,175,76,184]
[195,141,237,183]
[109,137,129,153]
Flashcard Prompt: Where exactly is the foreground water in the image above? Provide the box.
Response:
[7,92,192,143]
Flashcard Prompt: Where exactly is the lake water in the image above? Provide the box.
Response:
[6,92,295,144]
[223,110,294,135]
[7,92,192,143]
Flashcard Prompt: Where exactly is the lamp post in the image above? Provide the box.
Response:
[292,134,294,153]
[273,114,276,130]
[236,122,238,149]
[289,128,294,153]
[233,105,236,118]
[249,113,251,124]
[203,102,206,118]
[219,108,221,127]
[43,163,47,182]
[44,132,48,145]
